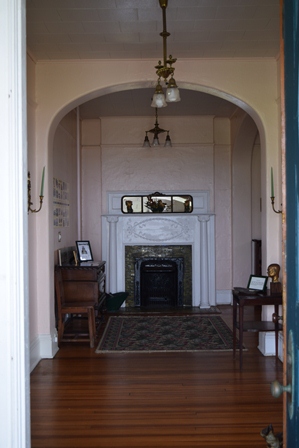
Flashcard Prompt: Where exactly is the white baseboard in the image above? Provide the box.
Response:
[258,331,283,361]
[30,334,59,372]
[216,290,232,305]
[30,336,41,372]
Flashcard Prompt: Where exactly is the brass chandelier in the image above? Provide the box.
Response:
[143,108,172,147]
[151,0,180,108]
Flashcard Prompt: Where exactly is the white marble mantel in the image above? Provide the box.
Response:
[101,191,216,308]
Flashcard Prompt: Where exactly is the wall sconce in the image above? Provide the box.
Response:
[270,196,282,214]
[28,167,45,213]
[270,167,282,214]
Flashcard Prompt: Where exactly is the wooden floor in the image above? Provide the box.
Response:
[30,306,283,448]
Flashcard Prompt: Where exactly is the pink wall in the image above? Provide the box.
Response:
[81,116,233,290]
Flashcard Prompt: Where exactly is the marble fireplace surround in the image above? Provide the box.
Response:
[102,191,216,308]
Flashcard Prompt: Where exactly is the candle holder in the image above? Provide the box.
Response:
[270,196,282,214]
[28,171,44,213]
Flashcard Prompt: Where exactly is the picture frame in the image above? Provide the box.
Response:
[247,275,268,291]
[76,240,93,262]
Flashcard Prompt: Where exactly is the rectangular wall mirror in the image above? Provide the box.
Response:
[121,192,193,214]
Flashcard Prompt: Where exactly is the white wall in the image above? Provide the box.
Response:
[27,54,39,344]
[232,113,260,286]
[214,118,232,291]
[1,1,30,445]
[53,110,79,256]
[252,135,262,240]
[81,119,103,260]
[80,115,244,297]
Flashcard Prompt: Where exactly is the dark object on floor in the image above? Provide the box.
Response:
[106,292,129,311]
[260,424,283,448]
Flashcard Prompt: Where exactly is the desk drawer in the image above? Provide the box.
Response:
[63,281,99,302]
[60,268,99,281]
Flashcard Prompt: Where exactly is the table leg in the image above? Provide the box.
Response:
[274,304,279,358]
[233,296,237,359]
[239,303,244,370]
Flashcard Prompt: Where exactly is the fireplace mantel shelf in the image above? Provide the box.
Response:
[102,193,216,308]
[102,212,215,219]
[102,191,215,308]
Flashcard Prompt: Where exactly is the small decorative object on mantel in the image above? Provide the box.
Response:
[125,200,133,213]
[184,199,191,212]
[145,193,167,213]
[73,250,78,266]
[260,424,283,448]
[267,263,282,295]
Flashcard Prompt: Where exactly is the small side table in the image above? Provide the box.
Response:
[232,289,283,370]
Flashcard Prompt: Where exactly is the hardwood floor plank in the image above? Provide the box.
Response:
[31,306,283,447]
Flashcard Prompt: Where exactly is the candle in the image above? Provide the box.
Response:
[271,167,274,197]
[40,166,45,197]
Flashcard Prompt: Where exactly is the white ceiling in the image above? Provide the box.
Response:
[26,0,280,118]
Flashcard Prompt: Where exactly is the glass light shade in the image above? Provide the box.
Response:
[164,133,172,147]
[166,86,180,102]
[166,76,181,102]
[151,93,167,108]
[152,135,160,146]
[143,134,151,147]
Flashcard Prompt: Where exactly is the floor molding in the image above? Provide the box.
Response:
[258,331,283,360]
[216,290,232,305]
[30,334,59,372]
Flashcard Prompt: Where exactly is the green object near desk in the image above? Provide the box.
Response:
[106,292,129,311]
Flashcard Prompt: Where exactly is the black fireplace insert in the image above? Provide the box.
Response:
[134,257,184,308]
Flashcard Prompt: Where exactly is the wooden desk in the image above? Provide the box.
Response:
[58,262,106,309]
[232,289,282,370]
[55,262,106,346]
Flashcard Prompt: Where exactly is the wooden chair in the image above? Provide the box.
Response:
[55,269,98,348]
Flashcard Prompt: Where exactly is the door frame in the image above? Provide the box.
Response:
[0,0,30,446]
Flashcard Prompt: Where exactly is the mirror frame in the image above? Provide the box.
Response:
[121,192,193,214]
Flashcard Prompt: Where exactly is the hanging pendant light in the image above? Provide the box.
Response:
[166,76,181,103]
[151,0,180,108]
[143,132,151,148]
[153,135,160,146]
[164,131,172,147]
[143,108,173,148]
[151,81,167,108]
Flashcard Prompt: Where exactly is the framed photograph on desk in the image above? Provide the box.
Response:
[76,240,93,262]
[247,275,268,291]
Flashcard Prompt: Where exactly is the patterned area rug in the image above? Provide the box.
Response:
[119,306,221,315]
[96,315,239,353]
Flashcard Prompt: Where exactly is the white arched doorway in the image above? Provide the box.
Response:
[29,59,281,364]
[76,89,261,299]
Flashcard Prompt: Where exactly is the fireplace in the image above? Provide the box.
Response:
[102,191,216,308]
[125,245,191,307]
[135,257,184,308]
